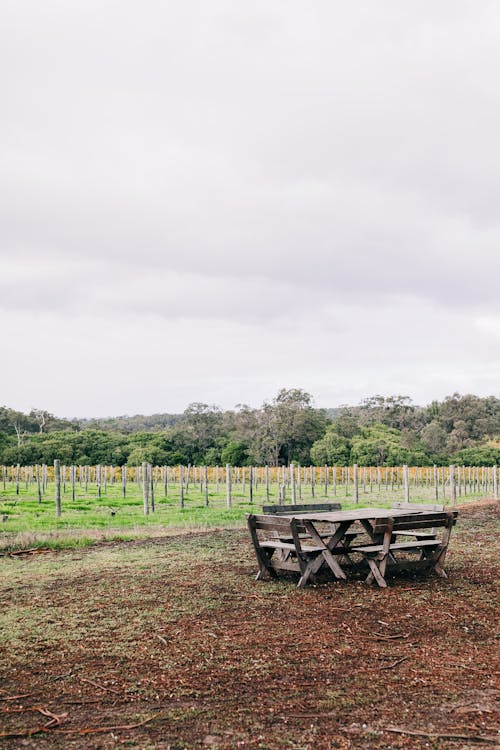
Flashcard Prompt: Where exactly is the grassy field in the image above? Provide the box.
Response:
[0,501,498,749]
[0,476,491,551]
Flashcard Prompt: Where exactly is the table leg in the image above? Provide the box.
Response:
[304,520,348,581]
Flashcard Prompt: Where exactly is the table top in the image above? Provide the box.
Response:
[277,507,446,523]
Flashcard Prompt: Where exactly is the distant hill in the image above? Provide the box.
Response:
[79,413,183,433]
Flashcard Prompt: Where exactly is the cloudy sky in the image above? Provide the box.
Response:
[2,1,499,417]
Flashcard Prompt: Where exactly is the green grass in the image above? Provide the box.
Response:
[0,478,492,551]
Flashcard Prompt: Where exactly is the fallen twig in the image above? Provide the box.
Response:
[372,631,410,640]
[155,634,168,646]
[381,724,498,744]
[8,547,51,556]
[0,705,66,739]
[80,678,121,695]
[0,693,32,702]
[56,712,167,734]
[0,707,164,739]
[381,656,410,670]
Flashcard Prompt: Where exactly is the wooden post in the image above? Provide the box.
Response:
[142,462,149,515]
[353,464,359,503]
[290,462,296,505]
[149,464,155,512]
[324,464,328,497]
[265,465,269,501]
[179,465,184,508]
[16,463,20,495]
[204,465,209,506]
[279,482,285,504]
[226,464,232,508]
[403,464,410,503]
[493,465,498,500]
[36,464,42,503]
[96,464,102,498]
[122,465,127,498]
[249,466,253,504]
[54,459,61,517]
[433,464,438,501]
[450,464,456,506]
[164,465,169,497]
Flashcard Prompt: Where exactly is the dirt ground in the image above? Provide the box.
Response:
[0,503,499,749]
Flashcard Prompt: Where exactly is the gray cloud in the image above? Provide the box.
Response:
[1,1,499,414]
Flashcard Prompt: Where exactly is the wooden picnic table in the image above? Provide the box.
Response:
[265,507,457,587]
[279,507,421,545]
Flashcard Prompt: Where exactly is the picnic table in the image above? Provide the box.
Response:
[247,507,458,588]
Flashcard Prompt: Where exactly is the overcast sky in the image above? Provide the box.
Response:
[2,1,499,418]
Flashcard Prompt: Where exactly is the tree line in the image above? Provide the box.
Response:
[0,390,498,467]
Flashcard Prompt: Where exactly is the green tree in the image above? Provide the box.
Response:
[420,420,448,454]
[452,444,500,466]
[310,428,351,465]
[257,389,327,465]
[220,440,249,466]
[350,424,431,466]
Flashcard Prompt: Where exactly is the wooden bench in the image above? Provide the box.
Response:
[347,511,458,588]
[390,503,445,541]
[392,503,444,511]
[261,503,347,544]
[247,513,341,588]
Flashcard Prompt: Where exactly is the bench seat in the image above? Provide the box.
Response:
[351,511,457,587]
[352,539,441,554]
[260,540,325,553]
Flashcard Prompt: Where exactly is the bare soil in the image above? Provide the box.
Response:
[0,503,499,749]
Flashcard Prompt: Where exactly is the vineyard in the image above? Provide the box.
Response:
[1,462,497,549]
